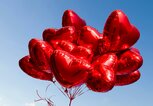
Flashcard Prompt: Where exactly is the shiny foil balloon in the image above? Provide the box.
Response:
[28,39,53,71]
[78,26,100,52]
[43,26,78,49]
[86,53,117,92]
[56,40,93,62]
[43,28,57,42]
[19,39,54,81]
[100,10,140,53]
[116,48,143,75]
[50,50,92,88]
[19,55,53,81]
[62,10,86,29]
[115,70,141,86]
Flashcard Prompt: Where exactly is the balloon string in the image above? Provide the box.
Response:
[51,82,89,106]
[69,99,73,106]
[48,82,84,105]
[52,82,74,106]
[53,82,67,97]
[77,86,89,97]
[35,90,54,106]
[45,83,52,93]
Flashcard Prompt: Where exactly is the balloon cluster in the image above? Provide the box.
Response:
[19,10,143,93]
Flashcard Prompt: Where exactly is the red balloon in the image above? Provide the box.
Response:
[42,28,57,42]
[28,39,53,71]
[55,40,75,53]
[100,10,140,53]
[86,53,117,92]
[43,26,78,49]
[50,50,92,88]
[130,47,141,54]
[19,55,53,81]
[71,45,93,62]
[19,38,54,81]
[116,48,143,75]
[62,10,86,30]
[78,26,100,53]
[115,70,140,86]
[55,40,93,61]
[98,34,111,55]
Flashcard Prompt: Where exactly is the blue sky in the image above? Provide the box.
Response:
[0,0,153,106]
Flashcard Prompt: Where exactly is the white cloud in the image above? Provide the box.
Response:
[0,97,9,106]
[25,101,47,106]
[25,102,35,106]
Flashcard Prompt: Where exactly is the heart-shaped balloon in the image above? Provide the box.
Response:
[71,45,93,62]
[28,38,53,72]
[100,10,140,53]
[86,53,117,92]
[42,28,57,42]
[55,40,75,53]
[115,70,140,86]
[78,26,100,53]
[62,10,86,30]
[98,34,111,55]
[43,26,78,49]
[55,40,93,62]
[131,47,141,54]
[116,48,143,75]
[19,55,53,81]
[50,50,92,88]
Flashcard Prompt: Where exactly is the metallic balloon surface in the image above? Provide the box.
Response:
[62,10,86,30]
[51,50,91,88]
[100,10,140,53]
[43,26,77,49]
[115,70,141,86]
[19,39,54,81]
[78,26,100,53]
[116,48,143,75]
[86,53,117,92]
[19,9,143,92]
[19,55,53,81]
[28,39,53,71]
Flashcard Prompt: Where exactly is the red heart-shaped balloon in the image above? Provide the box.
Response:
[55,40,93,62]
[62,10,86,30]
[100,10,140,53]
[115,70,140,86]
[42,28,57,42]
[86,53,117,92]
[55,40,75,53]
[43,26,78,49]
[19,55,53,81]
[130,47,141,54]
[71,45,93,62]
[98,34,111,55]
[78,26,100,53]
[28,38,53,72]
[116,48,143,75]
[51,50,92,88]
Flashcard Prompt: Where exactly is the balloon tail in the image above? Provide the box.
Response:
[35,90,54,106]
[53,82,89,106]
[64,85,88,106]
[69,99,73,106]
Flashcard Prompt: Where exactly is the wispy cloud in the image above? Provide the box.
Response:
[25,101,46,106]
[0,97,9,106]
[25,102,35,106]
